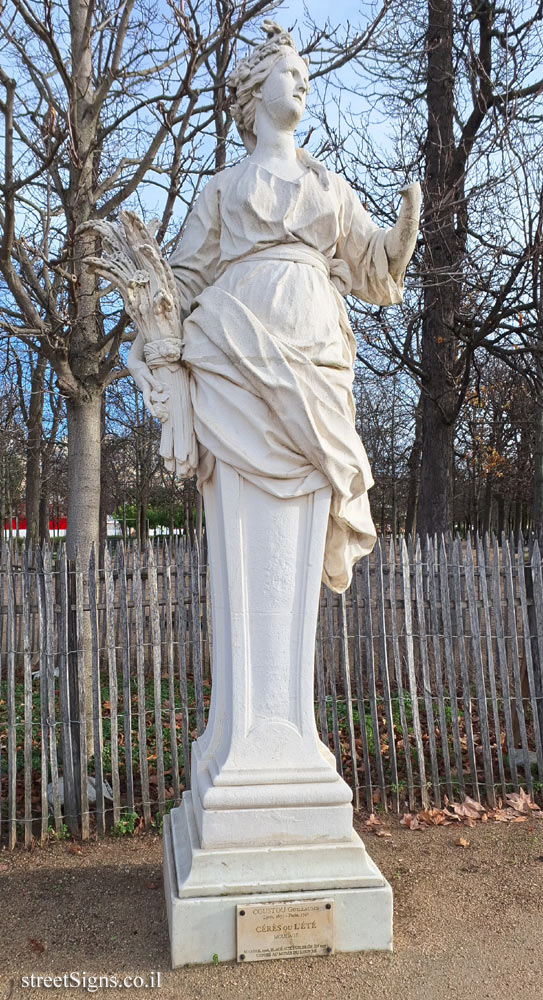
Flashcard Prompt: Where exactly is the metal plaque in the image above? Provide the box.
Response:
[236,899,334,963]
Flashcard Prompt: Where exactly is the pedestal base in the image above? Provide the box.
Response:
[163,798,393,967]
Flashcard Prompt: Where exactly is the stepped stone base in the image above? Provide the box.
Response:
[163,797,393,967]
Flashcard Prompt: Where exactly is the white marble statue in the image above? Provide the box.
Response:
[84,20,420,965]
[86,19,420,593]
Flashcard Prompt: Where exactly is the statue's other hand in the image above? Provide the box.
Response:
[142,378,159,419]
[126,356,162,418]
[384,180,421,282]
[398,180,422,221]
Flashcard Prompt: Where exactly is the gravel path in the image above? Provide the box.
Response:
[1,814,542,1000]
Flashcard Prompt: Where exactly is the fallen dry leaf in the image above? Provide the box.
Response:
[442,807,460,822]
[493,810,509,822]
[28,938,45,954]
[452,797,485,821]
[506,788,540,814]
[364,813,381,829]
[456,836,470,848]
[375,829,392,838]
[133,815,144,835]
[401,813,423,830]
[394,792,543,834]
[418,809,445,826]
[464,795,486,812]
[68,845,83,856]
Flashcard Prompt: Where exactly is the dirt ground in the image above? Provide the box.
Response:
[1,814,542,1000]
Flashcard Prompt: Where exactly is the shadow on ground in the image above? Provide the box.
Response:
[1,819,542,1000]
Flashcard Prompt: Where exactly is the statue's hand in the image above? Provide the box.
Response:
[384,181,421,282]
[125,353,163,418]
[398,181,422,221]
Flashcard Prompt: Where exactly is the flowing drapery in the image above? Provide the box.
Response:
[169,156,404,592]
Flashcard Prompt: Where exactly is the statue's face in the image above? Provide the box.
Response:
[256,50,309,131]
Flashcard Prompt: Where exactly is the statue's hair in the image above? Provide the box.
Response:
[227,20,309,153]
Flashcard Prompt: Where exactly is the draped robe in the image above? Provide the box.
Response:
[169,156,404,592]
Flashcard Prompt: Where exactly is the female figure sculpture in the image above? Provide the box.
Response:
[123,20,420,593]
[86,21,420,964]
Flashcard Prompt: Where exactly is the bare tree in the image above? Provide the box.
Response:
[530,188,543,529]
[0,365,26,537]
[0,0,283,563]
[320,0,543,536]
[353,368,418,536]
[454,359,533,536]
[418,0,542,535]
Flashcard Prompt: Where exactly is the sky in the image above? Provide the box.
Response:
[273,0,361,27]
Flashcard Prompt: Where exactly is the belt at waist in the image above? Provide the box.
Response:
[214,242,356,363]
[216,243,352,295]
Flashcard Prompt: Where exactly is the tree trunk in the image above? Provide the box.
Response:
[99,396,108,549]
[61,0,104,772]
[513,499,522,544]
[418,399,455,536]
[533,388,543,531]
[138,478,149,542]
[66,395,102,561]
[497,494,505,538]
[25,357,46,549]
[417,0,460,538]
[39,488,50,543]
[405,396,422,537]
[482,475,492,537]
[65,393,101,759]
[0,455,5,547]
[169,488,175,539]
[65,0,101,564]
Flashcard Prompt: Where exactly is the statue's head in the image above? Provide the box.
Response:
[228,20,310,152]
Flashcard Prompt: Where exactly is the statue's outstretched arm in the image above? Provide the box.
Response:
[384,181,421,283]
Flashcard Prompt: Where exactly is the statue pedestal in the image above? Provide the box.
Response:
[163,800,392,966]
[163,462,392,966]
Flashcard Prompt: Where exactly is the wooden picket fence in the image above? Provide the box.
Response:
[1,532,542,848]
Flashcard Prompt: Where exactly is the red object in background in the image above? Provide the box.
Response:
[3,517,67,530]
